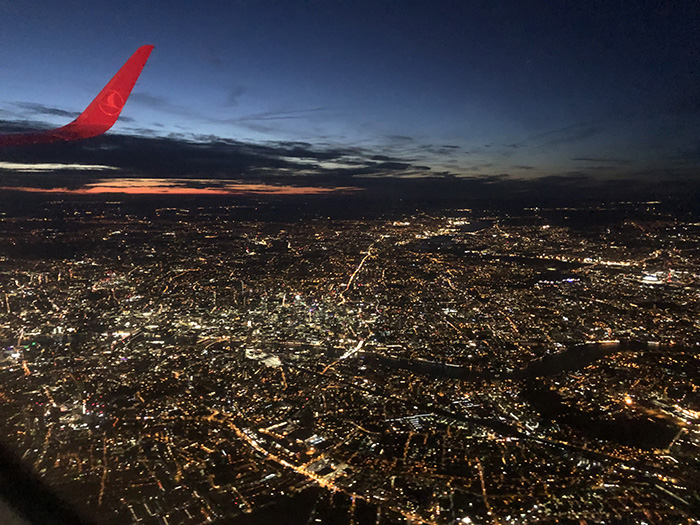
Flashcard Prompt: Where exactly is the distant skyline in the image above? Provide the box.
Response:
[1,1,699,194]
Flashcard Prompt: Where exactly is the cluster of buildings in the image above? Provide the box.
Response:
[0,199,698,523]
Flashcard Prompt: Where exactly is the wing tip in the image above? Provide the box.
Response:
[0,45,156,147]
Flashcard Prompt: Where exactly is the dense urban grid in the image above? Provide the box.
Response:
[0,197,698,524]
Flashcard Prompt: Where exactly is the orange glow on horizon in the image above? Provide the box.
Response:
[0,178,361,196]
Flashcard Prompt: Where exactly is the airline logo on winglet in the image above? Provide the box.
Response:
[99,91,126,117]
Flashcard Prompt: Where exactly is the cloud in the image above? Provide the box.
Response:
[13,102,79,119]
[373,162,411,170]
[9,101,135,124]
[227,107,329,122]
[0,131,440,190]
[110,115,135,123]
[571,157,631,164]
[417,144,462,156]
[224,85,247,107]
[0,178,361,196]
[128,92,197,118]
[533,172,593,184]
[2,113,696,201]
[118,126,160,137]
[0,118,53,133]
[2,149,699,209]
[572,165,618,171]
[530,122,605,148]
[0,161,118,173]
[386,135,415,142]
[129,95,328,133]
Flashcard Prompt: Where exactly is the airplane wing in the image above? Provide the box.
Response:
[0,45,154,147]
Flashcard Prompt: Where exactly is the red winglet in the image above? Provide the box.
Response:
[0,45,154,147]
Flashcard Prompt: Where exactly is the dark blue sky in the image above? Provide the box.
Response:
[1,0,699,189]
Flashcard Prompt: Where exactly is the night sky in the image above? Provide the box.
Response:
[1,1,699,198]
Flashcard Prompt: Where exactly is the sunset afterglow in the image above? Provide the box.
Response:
[0,177,361,196]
